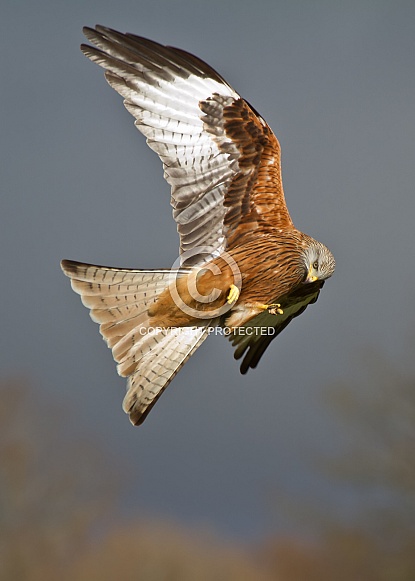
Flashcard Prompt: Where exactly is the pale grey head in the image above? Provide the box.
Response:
[302,240,336,284]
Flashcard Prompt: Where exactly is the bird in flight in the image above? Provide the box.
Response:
[62,25,335,426]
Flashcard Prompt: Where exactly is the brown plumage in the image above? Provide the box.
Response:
[61,26,335,425]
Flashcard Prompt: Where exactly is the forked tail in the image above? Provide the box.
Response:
[61,260,211,425]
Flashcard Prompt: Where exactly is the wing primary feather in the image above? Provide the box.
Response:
[229,282,324,373]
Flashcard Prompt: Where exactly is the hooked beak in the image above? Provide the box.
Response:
[305,265,318,284]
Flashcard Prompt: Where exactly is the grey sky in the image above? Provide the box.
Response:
[2,0,415,539]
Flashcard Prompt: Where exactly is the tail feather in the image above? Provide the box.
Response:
[61,259,211,425]
[100,313,149,347]
[124,326,210,425]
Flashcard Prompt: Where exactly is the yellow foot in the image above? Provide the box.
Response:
[227,284,240,304]
[259,303,284,315]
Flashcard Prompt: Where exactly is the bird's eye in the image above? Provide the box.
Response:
[313,260,319,270]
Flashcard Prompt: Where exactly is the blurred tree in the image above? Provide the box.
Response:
[0,378,119,581]
[0,379,276,581]
[72,520,275,581]
[262,347,415,580]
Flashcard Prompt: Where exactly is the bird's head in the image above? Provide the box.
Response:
[303,240,335,283]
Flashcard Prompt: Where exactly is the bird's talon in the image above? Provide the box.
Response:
[260,303,284,315]
[269,306,284,315]
[227,284,240,304]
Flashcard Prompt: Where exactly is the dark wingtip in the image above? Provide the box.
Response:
[239,363,250,375]
[82,25,94,35]
[61,259,82,277]
[129,407,151,427]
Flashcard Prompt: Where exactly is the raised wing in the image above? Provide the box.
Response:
[229,281,324,374]
[81,26,293,264]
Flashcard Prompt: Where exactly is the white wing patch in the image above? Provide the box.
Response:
[81,27,243,265]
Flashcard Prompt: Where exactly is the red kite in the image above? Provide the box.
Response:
[62,26,335,425]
